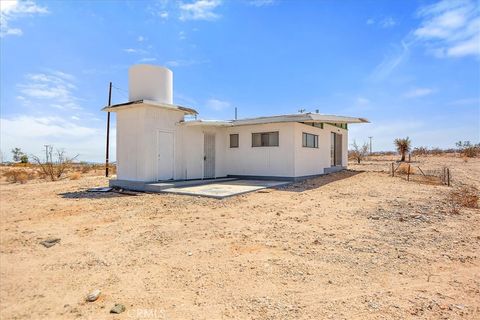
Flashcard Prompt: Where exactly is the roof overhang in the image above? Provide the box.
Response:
[232,113,369,126]
[102,99,198,115]
[179,120,233,127]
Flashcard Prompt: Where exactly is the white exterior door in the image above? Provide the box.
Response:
[203,132,216,179]
[157,131,174,180]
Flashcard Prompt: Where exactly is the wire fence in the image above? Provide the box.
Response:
[390,162,451,186]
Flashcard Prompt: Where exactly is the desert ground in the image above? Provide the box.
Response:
[0,155,479,319]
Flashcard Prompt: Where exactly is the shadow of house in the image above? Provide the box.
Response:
[58,190,138,199]
[274,170,364,193]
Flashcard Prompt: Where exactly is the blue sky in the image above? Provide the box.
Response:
[1,0,479,162]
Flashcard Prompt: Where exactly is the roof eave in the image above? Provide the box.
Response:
[179,120,234,127]
[102,99,198,115]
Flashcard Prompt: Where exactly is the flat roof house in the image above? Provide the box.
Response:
[103,65,368,189]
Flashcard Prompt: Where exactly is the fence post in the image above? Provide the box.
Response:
[407,164,410,181]
[447,168,450,186]
[391,163,394,177]
[408,153,411,163]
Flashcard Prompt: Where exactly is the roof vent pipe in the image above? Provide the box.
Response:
[128,64,173,104]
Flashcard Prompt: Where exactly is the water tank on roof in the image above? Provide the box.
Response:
[128,64,173,104]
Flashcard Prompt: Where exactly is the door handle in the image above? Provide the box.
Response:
[203,156,206,161]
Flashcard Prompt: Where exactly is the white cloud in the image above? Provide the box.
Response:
[179,31,186,40]
[366,16,396,28]
[17,71,82,110]
[1,0,48,37]
[206,98,231,111]
[248,0,275,7]
[404,87,435,98]
[447,33,480,57]
[370,0,479,80]
[137,35,145,42]
[179,0,222,21]
[1,69,111,162]
[0,115,112,162]
[356,97,370,106]
[146,0,170,20]
[159,11,169,19]
[123,48,148,54]
[165,59,209,67]
[414,0,480,57]
[370,40,411,81]
[138,57,157,62]
[380,17,396,28]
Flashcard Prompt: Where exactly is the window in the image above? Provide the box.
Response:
[230,134,239,148]
[252,131,279,147]
[302,132,318,148]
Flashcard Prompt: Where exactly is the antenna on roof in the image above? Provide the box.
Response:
[235,107,237,120]
[315,109,319,113]
[298,108,306,113]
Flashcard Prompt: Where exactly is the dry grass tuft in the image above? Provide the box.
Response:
[396,163,415,175]
[81,165,92,173]
[3,169,33,184]
[68,171,82,180]
[448,185,479,214]
[462,146,479,158]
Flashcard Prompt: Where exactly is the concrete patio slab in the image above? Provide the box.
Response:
[144,177,236,192]
[160,179,290,199]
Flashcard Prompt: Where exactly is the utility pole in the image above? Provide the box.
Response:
[368,136,373,154]
[105,82,112,177]
[44,145,48,163]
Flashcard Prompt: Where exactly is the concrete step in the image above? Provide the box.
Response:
[324,166,346,174]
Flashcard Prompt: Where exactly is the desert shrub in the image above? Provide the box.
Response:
[430,147,443,155]
[349,140,369,164]
[20,154,29,163]
[412,146,429,156]
[3,169,32,184]
[462,146,479,158]
[36,169,47,179]
[448,185,479,213]
[456,141,480,158]
[69,171,82,180]
[396,163,415,175]
[31,148,78,181]
[81,165,92,173]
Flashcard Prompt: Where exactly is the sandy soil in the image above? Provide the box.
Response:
[0,156,479,319]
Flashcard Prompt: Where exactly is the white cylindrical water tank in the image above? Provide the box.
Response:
[128,64,173,104]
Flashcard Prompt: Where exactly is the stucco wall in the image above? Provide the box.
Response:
[179,126,227,180]
[116,106,184,181]
[116,108,145,181]
[293,123,348,177]
[224,123,295,177]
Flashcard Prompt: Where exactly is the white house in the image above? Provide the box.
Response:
[103,65,368,189]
